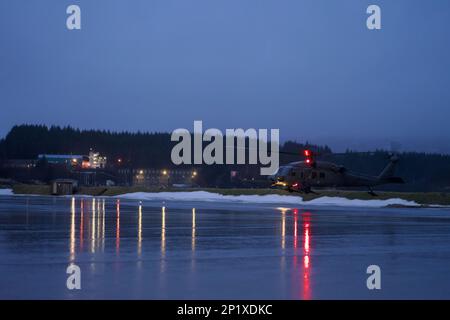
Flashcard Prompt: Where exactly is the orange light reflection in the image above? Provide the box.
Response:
[116,199,120,253]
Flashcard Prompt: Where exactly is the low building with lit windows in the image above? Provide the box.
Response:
[88,150,107,169]
[37,154,90,168]
[118,168,198,187]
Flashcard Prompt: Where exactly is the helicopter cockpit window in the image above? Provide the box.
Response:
[277,166,291,176]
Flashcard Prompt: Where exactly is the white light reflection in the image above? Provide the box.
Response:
[138,204,142,256]
[278,208,288,250]
[70,197,76,262]
[192,208,196,251]
[116,199,120,253]
[161,206,166,256]
[91,198,96,253]
[102,199,105,252]
[97,199,101,243]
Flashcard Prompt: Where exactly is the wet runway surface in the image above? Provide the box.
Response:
[1,195,450,299]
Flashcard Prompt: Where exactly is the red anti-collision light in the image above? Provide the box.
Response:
[304,150,311,157]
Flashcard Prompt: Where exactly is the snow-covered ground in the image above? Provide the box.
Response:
[115,191,419,208]
[0,189,13,196]
[0,188,424,207]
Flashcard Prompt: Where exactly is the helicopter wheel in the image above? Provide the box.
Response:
[303,186,312,194]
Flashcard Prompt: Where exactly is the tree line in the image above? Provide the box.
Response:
[0,124,449,191]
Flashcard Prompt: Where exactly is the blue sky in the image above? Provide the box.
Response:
[1,0,449,152]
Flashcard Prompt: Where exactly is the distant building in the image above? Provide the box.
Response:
[75,171,97,186]
[1,159,36,169]
[37,151,107,169]
[88,150,107,169]
[51,179,78,195]
[72,170,117,187]
[38,154,90,168]
[118,168,197,187]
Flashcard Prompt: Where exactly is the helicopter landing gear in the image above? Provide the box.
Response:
[368,187,378,196]
[299,186,314,194]
[288,186,308,193]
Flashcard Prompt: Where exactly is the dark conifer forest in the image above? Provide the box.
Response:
[1,124,449,191]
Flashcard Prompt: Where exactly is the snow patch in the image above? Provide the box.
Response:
[116,191,419,208]
[304,196,418,208]
[0,189,14,196]
[117,191,303,205]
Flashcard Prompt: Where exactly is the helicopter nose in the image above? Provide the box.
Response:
[268,174,284,182]
[268,171,282,181]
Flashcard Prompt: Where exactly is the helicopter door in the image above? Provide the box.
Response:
[303,168,312,183]
[311,171,320,185]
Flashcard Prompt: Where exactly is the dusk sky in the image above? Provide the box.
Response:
[1,0,449,152]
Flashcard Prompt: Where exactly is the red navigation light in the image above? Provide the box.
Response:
[304,150,311,157]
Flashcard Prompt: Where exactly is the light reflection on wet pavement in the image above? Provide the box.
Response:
[1,195,450,299]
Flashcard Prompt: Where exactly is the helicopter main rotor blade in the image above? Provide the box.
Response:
[225,146,398,158]
[224,145,300,156]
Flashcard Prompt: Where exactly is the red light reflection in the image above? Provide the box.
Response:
[302,212,311,300]
[116,199,120,253]
[80,199,84,249]
[293,211,298,249]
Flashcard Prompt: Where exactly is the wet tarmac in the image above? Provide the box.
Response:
[1,195,450,299]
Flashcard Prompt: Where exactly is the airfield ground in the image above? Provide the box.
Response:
[5,184,450,206]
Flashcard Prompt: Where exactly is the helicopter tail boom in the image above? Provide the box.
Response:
[383,176,405,184]
[377,155,404,183]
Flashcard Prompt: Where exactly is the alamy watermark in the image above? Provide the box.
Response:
[367,5,382,30]
[66,264,81,290]
[66,5,81,30]
[65,5,382,31]
[171,121,279,175]
[366,265,381,290]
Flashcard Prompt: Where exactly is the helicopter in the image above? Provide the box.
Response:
[269,149,404,195]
